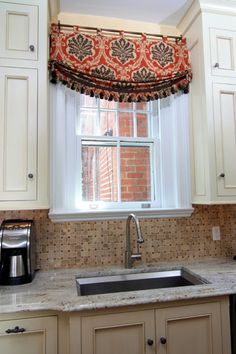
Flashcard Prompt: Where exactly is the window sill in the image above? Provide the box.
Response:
[48,207,194,222]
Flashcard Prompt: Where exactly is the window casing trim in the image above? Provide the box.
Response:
[48,207,194,222]
[50,85,192,222]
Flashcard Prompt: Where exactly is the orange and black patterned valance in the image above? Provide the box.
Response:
[49,24,192,102]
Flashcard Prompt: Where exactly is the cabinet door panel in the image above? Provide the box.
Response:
[210,28,236,77]
[213,83,236,196]
[156,302,222,354]
[79,310,155,354]
[0,2,38,60]
[0,316,57,354]
[0,67,37,201]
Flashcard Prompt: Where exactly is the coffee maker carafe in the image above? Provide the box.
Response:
[0,220,35,285]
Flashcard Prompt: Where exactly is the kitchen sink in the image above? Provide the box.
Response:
[76,269,207,296]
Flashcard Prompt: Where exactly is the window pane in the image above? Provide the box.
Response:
[82,145,118,202]
[80,95,98,108]
[119,112,134,137]
[100,99,117,110]
[79,110,97,135]
[136,102,148,111]
[100,111,117,136]
[120,146,151,201]
[137,113,148,137]
[118,102,133,110]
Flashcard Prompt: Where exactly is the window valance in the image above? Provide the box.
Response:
[49,24,192,102]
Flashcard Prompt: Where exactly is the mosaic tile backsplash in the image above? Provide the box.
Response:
[1,205,236,270]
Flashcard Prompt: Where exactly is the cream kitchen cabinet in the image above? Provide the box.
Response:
[0,66,37,201]
[178,3,236,204]
[0,2,38,61]
[69,298,231,354]
[77,310,155,354]
[0,315,57,354]
[156,302,224,354]
[212,82,236,198]
[0,0,49,210]
[210,28,236,78]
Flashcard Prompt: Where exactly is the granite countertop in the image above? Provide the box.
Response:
[1,258,236,314]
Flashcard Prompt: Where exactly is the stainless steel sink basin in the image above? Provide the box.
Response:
[76,269,207,296]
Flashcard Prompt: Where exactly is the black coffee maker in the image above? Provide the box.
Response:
[0,220,35,285]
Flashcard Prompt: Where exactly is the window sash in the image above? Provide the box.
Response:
[77,96,154,139]
[78,138,158,205]
[75,98,160,208]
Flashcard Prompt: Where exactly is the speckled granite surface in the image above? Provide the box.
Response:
[1,258,236,314]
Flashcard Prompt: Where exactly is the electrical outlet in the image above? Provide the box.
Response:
[212,226,221,241]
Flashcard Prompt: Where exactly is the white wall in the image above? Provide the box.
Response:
[57,12,181,36]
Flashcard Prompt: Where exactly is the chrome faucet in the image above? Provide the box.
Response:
[125,214,144,268]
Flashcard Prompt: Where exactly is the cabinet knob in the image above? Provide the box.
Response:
[6,326,26,334]
[147,338,154,346]
[29,45,35,52]
[28,173,34,179]
[160,337,167,344]
[219,173,225,178]
[214,62,219,68]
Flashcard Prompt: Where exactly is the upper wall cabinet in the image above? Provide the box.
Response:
[0,2,38,60]
[0,0,48,210]
[0,67,37,201]
[180,4,236,204]
[210,29,236,77]
[213,83,236,197]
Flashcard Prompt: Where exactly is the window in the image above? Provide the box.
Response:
[77,95,158,209]
[50,85,193,221]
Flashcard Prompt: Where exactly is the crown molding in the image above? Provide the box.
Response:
[178,0,236,35]
[48,0,60,22]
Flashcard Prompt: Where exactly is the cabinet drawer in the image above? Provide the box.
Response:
[0,2,38,60]
[0,316,57,354]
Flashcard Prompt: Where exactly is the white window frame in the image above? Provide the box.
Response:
[49,85,193,222]
[75,96,160,211]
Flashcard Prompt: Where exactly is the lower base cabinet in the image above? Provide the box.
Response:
[0,297,231,354]
[81,310,155,354]
[156,302,224,354]
[70,297,231,354]
[0,315,57,354]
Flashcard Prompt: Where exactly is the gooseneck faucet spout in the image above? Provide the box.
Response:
[125,214,144,268]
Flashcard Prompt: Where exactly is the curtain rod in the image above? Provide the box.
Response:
[56,20,183,41]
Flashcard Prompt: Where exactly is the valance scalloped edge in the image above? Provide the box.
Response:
[49,61,191,102]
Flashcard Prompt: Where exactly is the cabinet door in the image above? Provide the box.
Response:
[0,316,57,354]
[0,67,37,201]
[156,302,223,354]
[213,82,236,197]
[210,28,236,77]
[79,310,155,354]
[0,2,38,60]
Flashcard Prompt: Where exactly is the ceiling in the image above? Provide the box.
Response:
[59,0,194,26]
